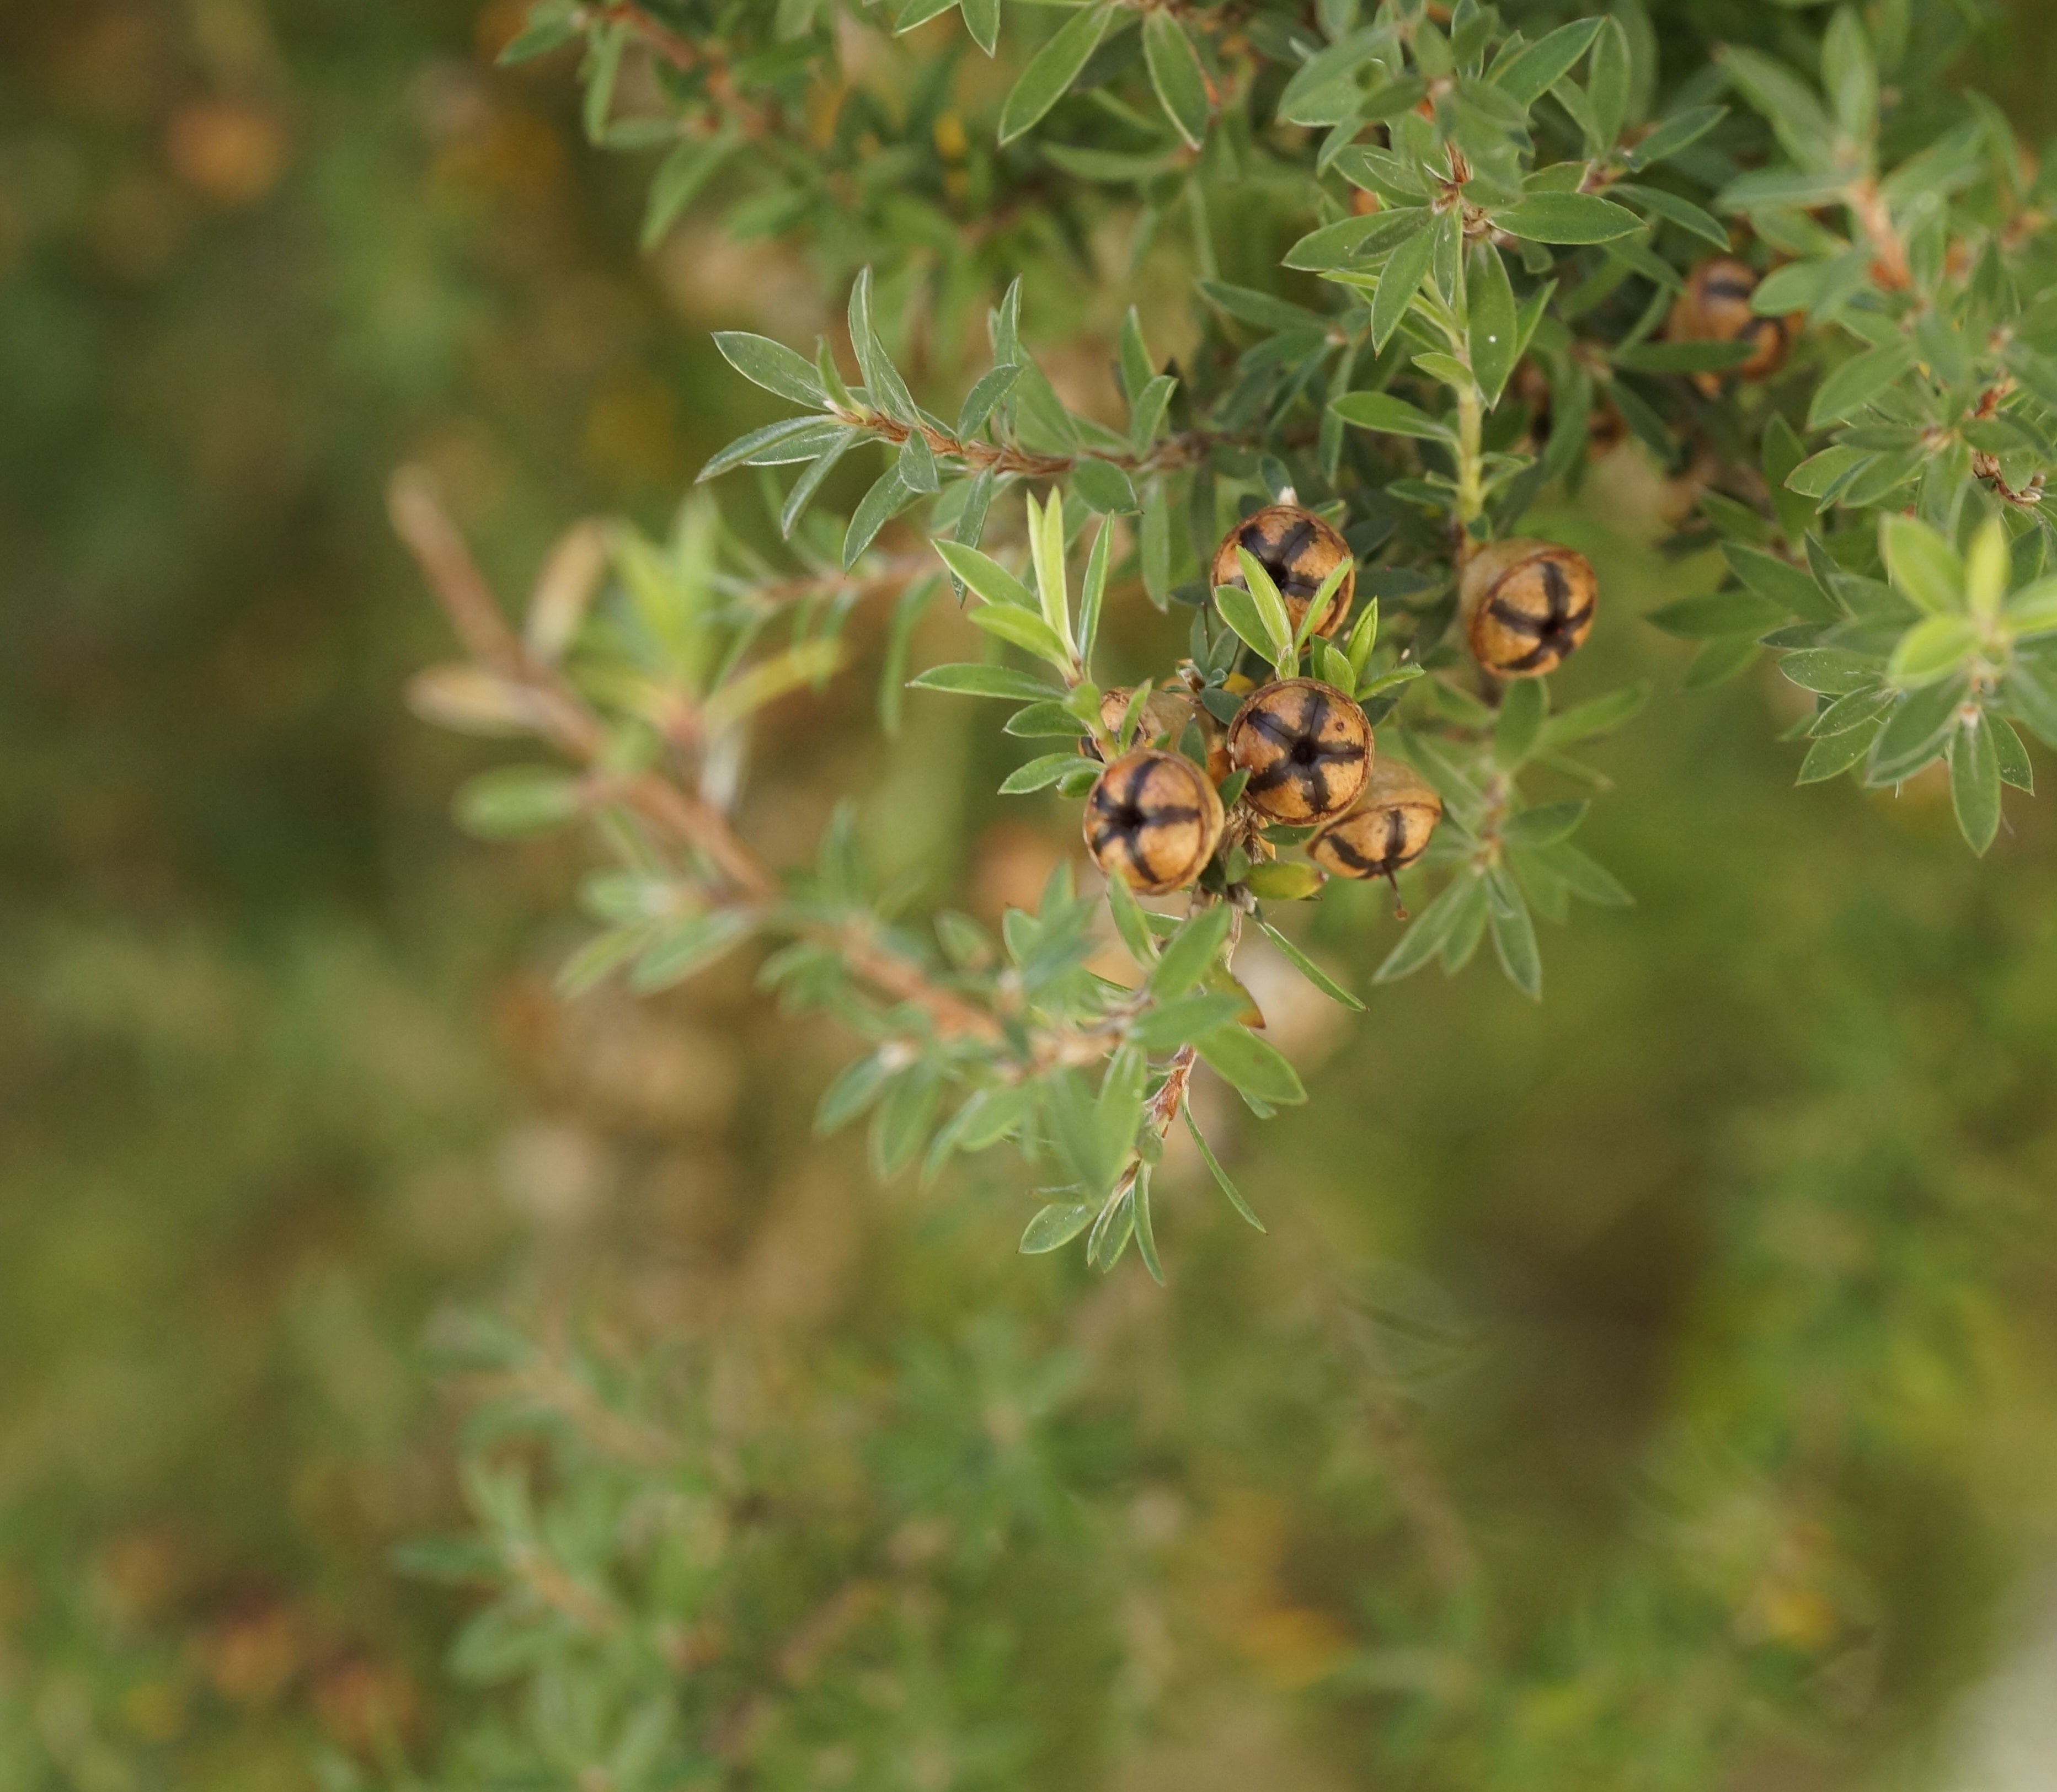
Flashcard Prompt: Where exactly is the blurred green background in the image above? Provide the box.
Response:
[9,3,2057,1788]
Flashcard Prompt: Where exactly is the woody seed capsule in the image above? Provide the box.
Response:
[1210,505,1355,640]
[1078,685,1199,761]
[1458,538,1598,680]
[1669,257,1793,395]
[1082,749,1226,896]
[1310,760,1442,882]
[1226,677,1372,825]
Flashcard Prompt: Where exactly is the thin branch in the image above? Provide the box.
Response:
[390,469,1002,1040]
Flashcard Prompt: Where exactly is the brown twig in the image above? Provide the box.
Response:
[1845,178,1912,292]
[389,468,1002,1040]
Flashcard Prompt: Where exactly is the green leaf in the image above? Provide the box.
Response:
[629,910,754,993]
[713,331,827,408]
[1879,513,1965,614]
[1194,1025,1307,1106]
[1538,682,1649,747]
[1493,676,1547,767]
[1785,445,1870,499]
[1020,1201,1096,1254]
[1330,391,1454,441]
[1028,488,1072,645]
[1151,904,1233,1000]
[970,603,1076,669]
[1494,193,1644,244]
[898,427,939,494]
[698,416,842,482]
[1185,1108,1265,1231]
[842,464,916,569]
[961,0,999,55]
[455,766,583,838]
[1994,716,2034,792]
[1492,17,1604,105]
[1214,581,1281,666]
[1374,874,1477,982]
[1255,922,1364,1010]
[1822,3,1878,142]
[498,9,580,64]
[1807,340,1914,427]
[1499,800,1587,848]
[555,926,647,998]
[955,363,1022,439]
[1797,721,1879,783]
[1722,542,1839,623]
[1588,17,1631,148]
[1200,281,1331,335]
[1623,104,1728,171]
[1242,862,1324,901]
[934,540,1038,611]
[1468,244,1519,405]
[1717,45,1836,173]
[1965,517,2010,622]
[2007,661,2057,747]
[910,662,1064,701]
[1778,649,1879,694]
[1488,889,1542,1000]
[1132,1172,1164,1285]
[894,0,962,33]
[1370,215,1438,353]
[1128,373,1177,454]
[1130,992,1251,1051]
[1645,589,1787,639]
[1949,714,2001,854]
[2000,576,2057,640]
[1611,339,1757,375]
[1532,841,1632,906]
[1234,546,1297,667]
[1072,457,1139,515]
[1142,10,1211,148]
[998,3,1113,144]
[1869,676,1967,782]
[1000,752,1089,794]
[642,130,739,248]
[1888,614,1979,687]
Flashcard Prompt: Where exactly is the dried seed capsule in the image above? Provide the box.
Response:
[1077,686,1198,761]
[1669,257,1792,394]
[1082,750,1226,896]
[1210,505,1354,640]
[1310,761,1442,882]
[1226,677,1372,825]
[1458,538,1597,680]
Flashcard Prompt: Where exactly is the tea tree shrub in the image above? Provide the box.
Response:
[407,0,2057,1271]
[384,2,2057,1783]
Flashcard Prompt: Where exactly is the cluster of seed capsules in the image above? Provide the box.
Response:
[1081,505,1600,904]
[1079,251,1798,909]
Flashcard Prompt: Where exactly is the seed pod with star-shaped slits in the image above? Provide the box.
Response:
[1076,685,1199,761]
[1081,749,1226,896]
[1309,760,1442,892]
[1225,678,1372,825]
[1210,505,1354,640]
[1457,538,1597,680]
[1668,256,1794,396]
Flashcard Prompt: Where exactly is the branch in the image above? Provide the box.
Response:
[390,469,1006,1037]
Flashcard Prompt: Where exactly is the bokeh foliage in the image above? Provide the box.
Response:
[8,3,2057,1790]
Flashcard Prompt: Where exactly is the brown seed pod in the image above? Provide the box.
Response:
[1082,750,1226,896]
[1225,678,1372,825]
[1210,505,1355,640]
[1458,538,1598,680]
[1078,686,1199,761]
[1310,761,1442,883]
[1669,257,1793,394]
